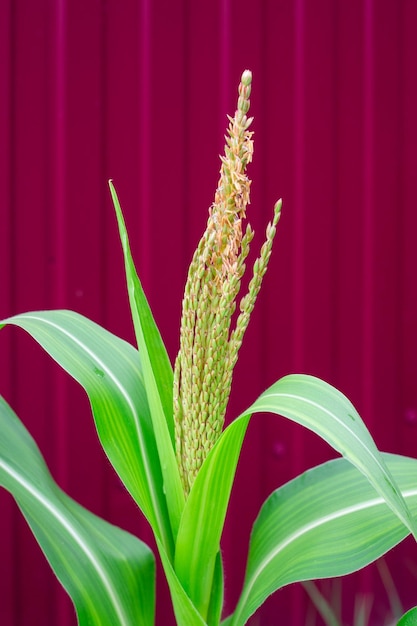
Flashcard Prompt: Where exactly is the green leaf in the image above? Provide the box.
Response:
[156,537,207,626]
[229,454,417,626]
[247,374,417,539]
[398,607,417,626]
[0,395,155,626]
[109,180,174,437]
[206,553,224,626]
[0,310,173,555]
[174,414,250,619]
[174,372,417,621]
[110,181,184,538]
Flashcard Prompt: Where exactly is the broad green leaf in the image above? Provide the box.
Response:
[398,608,417,625]
[174,372,417,620]
[0,395,155,626]
[0,310,173,555]
[110,181,184,538]
[247,374,417,539]
[229,454,417,626]
[174,414,250,619]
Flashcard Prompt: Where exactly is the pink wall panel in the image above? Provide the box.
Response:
[1,1,417,624]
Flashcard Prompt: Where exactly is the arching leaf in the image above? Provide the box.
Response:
[0,395,155,626]
[0,310,173,555]
[229,454,417,626]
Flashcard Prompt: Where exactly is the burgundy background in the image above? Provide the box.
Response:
[1,1,417,624]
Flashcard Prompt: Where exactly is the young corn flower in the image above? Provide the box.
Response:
[173,70,282,495]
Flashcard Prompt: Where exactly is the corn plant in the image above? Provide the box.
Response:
[1,70,417,626]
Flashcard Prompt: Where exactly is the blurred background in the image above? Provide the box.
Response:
[1,1,416,624]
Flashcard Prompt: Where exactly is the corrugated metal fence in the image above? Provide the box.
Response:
[1,1,416,624]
